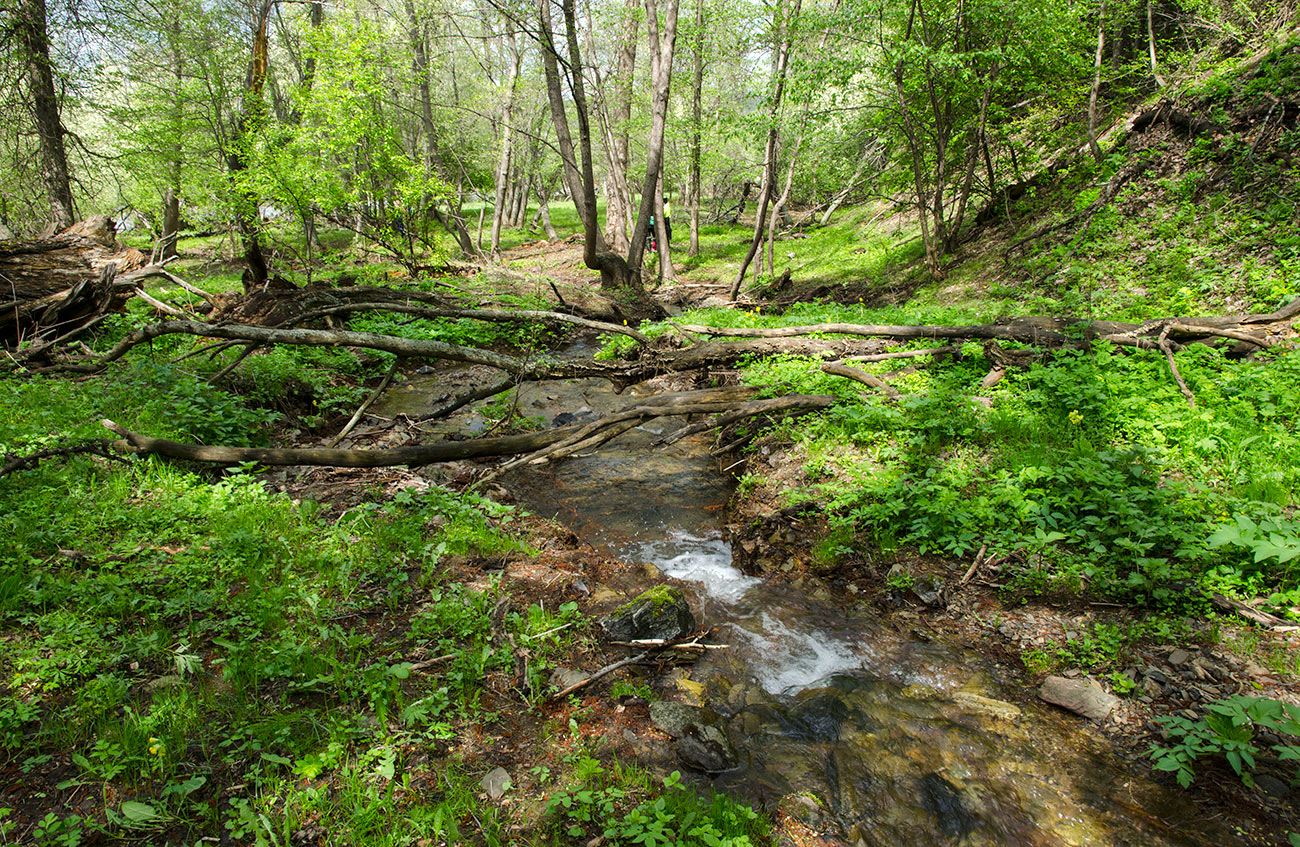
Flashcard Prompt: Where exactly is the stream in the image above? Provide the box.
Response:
[376,361,1238,846]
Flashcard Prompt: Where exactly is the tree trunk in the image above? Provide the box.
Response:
[538,0,605,251]
[1146,0,1165,88]
[687,0,704,257]
[18,0,76,231]
[1088,0,1106,162]
[490,25,522,258]
[625,0,681,278]
[729,0,800,299]
[227,0,273,290]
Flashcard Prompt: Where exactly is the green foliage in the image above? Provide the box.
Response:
[1149,696,1300,788]
[548,766,770,847]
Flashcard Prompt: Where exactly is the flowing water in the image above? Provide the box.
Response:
[382,363,1237,846]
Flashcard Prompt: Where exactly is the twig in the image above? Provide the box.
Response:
[550,649,654,700]
[132,287,190,318]
[327,359,399,448]
[1158,324,1196,408]
[206,343,262,385]
[961,544,989,586]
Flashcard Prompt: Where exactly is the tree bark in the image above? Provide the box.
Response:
[1146,0,1165,88]
[18,0,76,231]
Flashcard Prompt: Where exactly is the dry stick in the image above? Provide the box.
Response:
[961,544,989,586]
[821,362,902,401]
[548,281,569,309]
[119,266,216,305]
[656,395,837,446]
[100,388,777,470]
[206,343,262,385]
[1210,594,1295,631]
[171,339,242,364]
[287,302,649,343]
[132,287,190,318]
[550,649,654,700]
[408,653,457,672]
[1167,323,1269,348]
[327,359,400,448]
[419,378,517,421]
[981,367,1007,390]
[1158,324,1196,408]
[15,313,109,359]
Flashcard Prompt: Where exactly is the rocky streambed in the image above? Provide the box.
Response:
[372,360,1248,845]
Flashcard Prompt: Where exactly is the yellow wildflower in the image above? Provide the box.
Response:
[1068,409,1083,426]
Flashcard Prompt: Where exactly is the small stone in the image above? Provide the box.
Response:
[1063,668,1083,679]
[847,583,859,595]
[1038,676,1120,721]
[480,767,511,801]
[1142,678,1162,698]
[1167,649,1192,666]
[1144,667,1169,685]
[674,724,737,772]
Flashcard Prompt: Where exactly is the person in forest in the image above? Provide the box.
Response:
[663,194,673,244]
[646,212,658,252]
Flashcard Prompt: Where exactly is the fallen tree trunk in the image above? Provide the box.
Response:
[100,386,836,470]
[679,298,1299,352]
[1,217,148,345]
[40,318,892,391]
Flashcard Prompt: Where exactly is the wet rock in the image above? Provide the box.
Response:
[480,767,511,800]
[783,693,852,742]
[602,585,695,642]
[648,702,737,772]
[1038,676,1119,721]
[414,364,437,375]
[919,773,974,840]
[952,691,1021,722]
[675,724,738,773]
[549,667,590,691]
[776,792,828,828]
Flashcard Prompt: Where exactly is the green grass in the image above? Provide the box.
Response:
[0,348,772,844]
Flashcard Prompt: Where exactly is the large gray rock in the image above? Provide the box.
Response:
[601,585,696,642]
[1038,676,1119,721]
[648,701,738,773]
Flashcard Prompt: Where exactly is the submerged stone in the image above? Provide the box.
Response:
[919,773,974,840]
[601,584,696,642]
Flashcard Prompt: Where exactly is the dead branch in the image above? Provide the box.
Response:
[0,440,127,478]
[1211,594,1296,631]
[821,362,902,400]
[328,359,400,448]
[287,301,649,343]
[100,387,824,471]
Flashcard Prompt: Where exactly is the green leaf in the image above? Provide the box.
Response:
[120,801,157,822]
